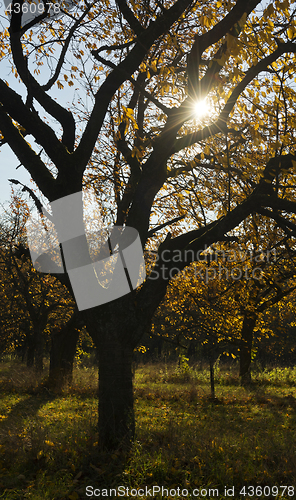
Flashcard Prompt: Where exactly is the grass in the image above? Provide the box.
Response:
[0,360,295,499]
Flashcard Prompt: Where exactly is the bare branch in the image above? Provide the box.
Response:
[74,0,192,170]
[9,7,76,152]
[175,42,296,153]
[116,0,145,36]
[43,1,95,91]
[147,215,185,238]
[0,79,69,166]
[0,106,56,200]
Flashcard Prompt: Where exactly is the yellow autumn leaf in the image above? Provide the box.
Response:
[151,60,157,72]
[125,108,134,118]
[287,27,294,40]
[45,440,55,446]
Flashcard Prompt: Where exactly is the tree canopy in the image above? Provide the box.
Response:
[1,0,296,447]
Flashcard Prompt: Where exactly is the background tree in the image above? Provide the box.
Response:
[0,191,79,381]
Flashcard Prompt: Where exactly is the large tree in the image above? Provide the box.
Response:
[1,0,296,448]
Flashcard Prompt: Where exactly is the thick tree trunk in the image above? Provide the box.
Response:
[47,194,143,446]
[239,313,257,386]
[48,321,80,390]
[98,337,134,449]
[83,298,146,450]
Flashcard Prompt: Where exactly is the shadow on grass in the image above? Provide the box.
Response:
[0,391,57,493]
[0,389,131,500]
[0,390,56,453]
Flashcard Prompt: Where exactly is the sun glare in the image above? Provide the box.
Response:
[194,99,210,118]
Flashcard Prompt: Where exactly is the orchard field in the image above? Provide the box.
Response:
[1,0,296,497]
[0,360,295,500]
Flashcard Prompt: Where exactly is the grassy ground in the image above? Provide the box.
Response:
[0,360,295,500]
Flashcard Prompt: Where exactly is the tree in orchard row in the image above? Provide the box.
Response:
[152,231,296,389]
[258,292,296,366]
[1,0,296,448]
[235,243,296,385]
[0,191,81,382]
[149,76,296,385]
[0,194,52,369]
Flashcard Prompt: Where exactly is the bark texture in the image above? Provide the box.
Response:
[84,297,148,449]
[98,336,134,449]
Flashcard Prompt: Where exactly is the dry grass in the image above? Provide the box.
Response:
[0,360,295,499]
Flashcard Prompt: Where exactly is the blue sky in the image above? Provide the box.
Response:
[0,144,33,206]
[0,0,277,208]
[0,3,35,206]
[0,1,77,207]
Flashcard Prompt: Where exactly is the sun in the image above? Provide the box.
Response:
[194,99,210,118]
